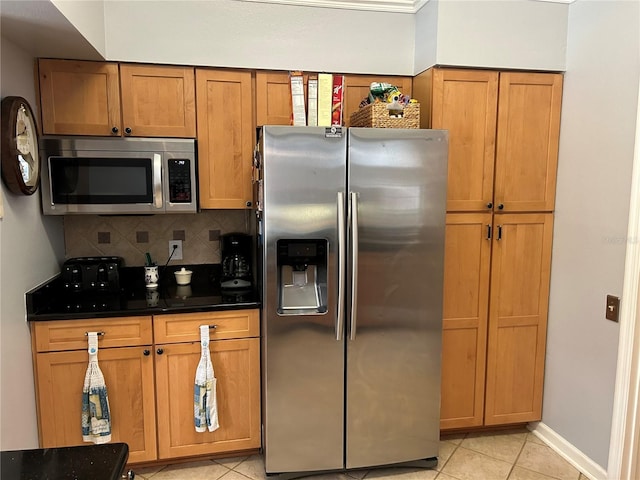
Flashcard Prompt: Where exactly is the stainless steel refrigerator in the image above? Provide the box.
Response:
[256,126,448,478]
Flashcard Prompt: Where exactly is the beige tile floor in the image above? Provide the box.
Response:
[133,428,589,480]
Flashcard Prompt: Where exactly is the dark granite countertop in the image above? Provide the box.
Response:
[27,264,260,321]
[0,442,129,480]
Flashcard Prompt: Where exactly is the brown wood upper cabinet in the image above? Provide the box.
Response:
[343,75,412,127]
[38,59,196,137]
[196,68,254,209]
[413,68,563,213]
[119,64,196,137]
[254,71,412,127]
[256,71,306,126]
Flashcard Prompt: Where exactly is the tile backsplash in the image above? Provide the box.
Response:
[64,210,253,266]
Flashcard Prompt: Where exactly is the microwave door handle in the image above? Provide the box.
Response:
[47,157,55,206]
[153,154,163,209]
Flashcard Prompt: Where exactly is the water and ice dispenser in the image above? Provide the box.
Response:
[277,239,327,314]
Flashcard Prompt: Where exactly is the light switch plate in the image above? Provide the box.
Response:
[606,295,620,322]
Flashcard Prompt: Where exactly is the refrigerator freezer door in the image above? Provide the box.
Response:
[346,128,448,469]
[261,126,347,474]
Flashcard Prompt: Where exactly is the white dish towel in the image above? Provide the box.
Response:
[81,332,112,444]
[194,325,219,432]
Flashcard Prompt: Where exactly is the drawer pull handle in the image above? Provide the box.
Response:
[84,331,105,337]
[202,324,217,330]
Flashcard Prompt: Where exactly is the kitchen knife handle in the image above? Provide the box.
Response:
[350,192,359,341]
[336,192,346,341]
[153,153,163,209]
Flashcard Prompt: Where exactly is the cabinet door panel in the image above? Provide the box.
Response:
[485,213,553,425]
[196,69,254,209]
[256,71,311,126]
[344,75,412,127]
[38,59,121,136]
[432,69,498,212]
[120,64,196,138]
[440,213,492,429]
[36,347,157,463]
[155,338,261,459]
[494,73,563,212]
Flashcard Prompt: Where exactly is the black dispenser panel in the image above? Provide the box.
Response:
[276,239,328,315]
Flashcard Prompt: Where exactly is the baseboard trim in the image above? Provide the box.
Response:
[528,422,607,480]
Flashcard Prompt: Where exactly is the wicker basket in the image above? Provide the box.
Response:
[349,103,420,129]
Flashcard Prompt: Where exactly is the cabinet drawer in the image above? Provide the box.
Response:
[154,310,259,343]
[33,316,153,352]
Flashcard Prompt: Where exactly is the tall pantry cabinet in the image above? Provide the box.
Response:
[413,68,563,429]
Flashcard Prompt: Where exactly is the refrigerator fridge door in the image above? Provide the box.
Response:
[261,126,347,474]
[345,128,448,469]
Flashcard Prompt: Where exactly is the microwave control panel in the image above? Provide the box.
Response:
[168,159,192,203]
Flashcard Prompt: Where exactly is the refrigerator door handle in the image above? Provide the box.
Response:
[336,191,346,341]
[349,191,359,341]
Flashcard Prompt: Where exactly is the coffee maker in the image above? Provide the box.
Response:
[221,233,253,289]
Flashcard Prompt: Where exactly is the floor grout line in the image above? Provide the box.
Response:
[505,436,528,480]
[130,430,589,480]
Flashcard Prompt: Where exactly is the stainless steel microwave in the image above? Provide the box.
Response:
[40,137,198,215]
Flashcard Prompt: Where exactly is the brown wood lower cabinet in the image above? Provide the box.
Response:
[440,213,491,430]
[440,213,553,429]
[484,213,554,425]
[31,309,260,464]
[155,338,260,459]
[34,346,157,463]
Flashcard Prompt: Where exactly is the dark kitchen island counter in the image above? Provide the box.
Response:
[0,442,129,480]
[26,264,259,321]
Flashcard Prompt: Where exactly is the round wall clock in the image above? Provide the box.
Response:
[1,96,40,195]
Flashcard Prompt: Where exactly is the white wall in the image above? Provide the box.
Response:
[51,0,107,57]
[0,38,66,449]
[413,0,438,74]
[104,0,415,75]
[544,0,640,470]
[428,0,567,72]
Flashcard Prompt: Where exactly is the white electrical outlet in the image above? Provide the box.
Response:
[169,240,183,261]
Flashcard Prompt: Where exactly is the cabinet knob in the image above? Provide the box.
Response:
[498,203,504,210]
[487,202,493,209]
[111,126,119,135]
[246,201,252,207]
[124,127,132,135]
[143,349,150,356]
[156,348,164,355]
